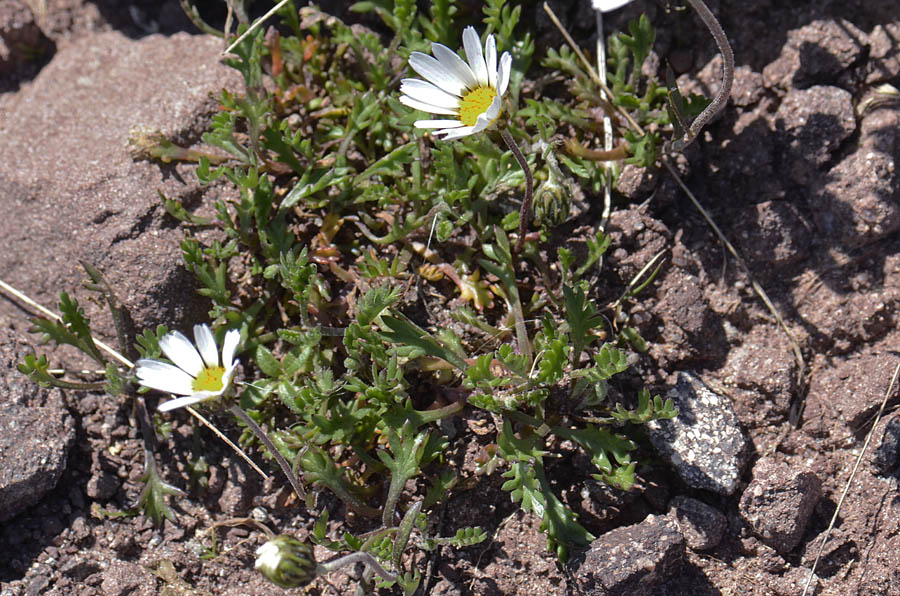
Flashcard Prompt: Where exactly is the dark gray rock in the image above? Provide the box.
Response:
[648,372,748,495]
[0,329,75,522]
[739,458,821,554]
[872,415,900,477]
[668,496,727,551]
[762,19,867,91]
[571,514,684,595]
[0,402,75,521]
[774,86,856,185]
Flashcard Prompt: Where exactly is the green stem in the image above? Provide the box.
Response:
[229,405,306,502]
[414,399,464,425]
[500,129,534,253]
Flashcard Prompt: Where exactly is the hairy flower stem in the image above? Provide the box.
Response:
[317,552,398,583]
[667,0,734,151]
[229,404,306,502]
[500,129,534,254]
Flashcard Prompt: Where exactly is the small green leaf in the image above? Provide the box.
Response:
[255,344,283,377]
[138,458,183,527]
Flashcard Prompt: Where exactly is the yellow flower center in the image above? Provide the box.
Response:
[192,366,226,392]
[459,86,499,127]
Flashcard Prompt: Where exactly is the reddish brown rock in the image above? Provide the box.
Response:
[763,19,867,91]
[739,458,821,554]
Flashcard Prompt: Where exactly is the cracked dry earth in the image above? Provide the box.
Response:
[2,0,900,595]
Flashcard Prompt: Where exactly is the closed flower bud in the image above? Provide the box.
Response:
[533,169,572,228]
[255,535,318,588]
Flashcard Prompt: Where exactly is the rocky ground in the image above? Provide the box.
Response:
[1,0,900,595]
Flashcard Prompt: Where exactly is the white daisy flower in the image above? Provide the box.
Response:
[399,26,513,140]
[135,324,240,412]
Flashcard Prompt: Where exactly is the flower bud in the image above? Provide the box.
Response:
[533,170,572,228]
[255,535,318,588]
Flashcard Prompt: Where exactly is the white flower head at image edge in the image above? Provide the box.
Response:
[135,324,240,412]
[399,26,513,140]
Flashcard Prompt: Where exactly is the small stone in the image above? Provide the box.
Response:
[648,372,749,495]
[668,496,727,551]
[648,270,727,367]
[739,458,821,554]
[732,201,811,272]
[866,23,900,84]
[872,415,900,477]
[615,164,660,201]
[25,574,50,596]
[0,402,76,521]
[810,104,900,247]
[763,19,866,91]
[718,324,798,428]
[774,86,856,185]
[571,514,684,595]
[86,472,121,501]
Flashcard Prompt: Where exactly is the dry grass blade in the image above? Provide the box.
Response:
[0,277,133,368]
[801,360,900,596]
[542,3,644,134]
[223,0,291,55]
[593,7,614,230]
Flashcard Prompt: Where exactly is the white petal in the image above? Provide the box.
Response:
[485,35,498,89]
[413,119,465,129]
[194,324,219,368]
[159,330,204,376]
[471,95,502,134]
[400,94,458,116]
[497,52,513,96]
[435,125,477,140]
[591,0,635,12]
[255,541,280,569]
[462,26,488,87]
[431,42,478,91]
[400,79,461,111]
[135,359,195,395]
[221,329,241,368]
[408,52,467,97]
[157,393,216,412]
[220,366,237,394]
